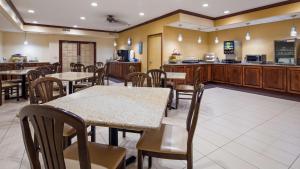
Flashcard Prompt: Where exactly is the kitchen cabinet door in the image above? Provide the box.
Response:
[212,64,227,83]
[287,67,300,94]
[263,67,286,92]
[227,65,243,85]
[243,66,262,88]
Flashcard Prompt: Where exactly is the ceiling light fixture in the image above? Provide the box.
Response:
[215,29,219,44]
[224,10,230,14]
[202,3,208,7]
[114,41,117,47]
[32,21,38,24]
[197,36,202,44]
[127,37,132,46]
[290,15,298,37]
[91,2,98,7]
[178,34,183,42]
[245,23,251,41]
[73,25,78,28]
[28,10,35,13]
[80,17,86,20]
[139,12,145,16]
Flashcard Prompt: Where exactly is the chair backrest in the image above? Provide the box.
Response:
[96,62,104,68]
[193,66,202,86]
[186,83,204,153]
[30,77,66,104]
[147,69,167,88]
[72,64,85,72]
[36,66,53,76]
[51,62,61,73]
[20,105,91,169]
[125,72,150,87]
[27,70,45,104]
[103,63,109,75]
[94,68,105,85]
[70,63,76,71]
[84,65,97,73]
[129,65,136,73]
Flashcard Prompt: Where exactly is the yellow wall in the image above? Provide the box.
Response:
[208,18,300,61]
[163,26,208,62]
[0,31,2,56]
[2,32,115,63]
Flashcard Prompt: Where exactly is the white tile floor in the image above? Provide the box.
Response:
[0,83,300,169]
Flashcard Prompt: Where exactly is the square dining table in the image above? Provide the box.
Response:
[0,68,34,99]
[47,72,94,94]
[46,85,170,165]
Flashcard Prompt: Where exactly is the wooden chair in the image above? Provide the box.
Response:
[29,77,96,146]
[124,72,151,87]
[27,70,44,104]
[51,62,61,73]
[147,69,167,88]
[103,63,110,85]
[137,83,205,169]
[96,62,104,68]
[129,65,136,73]
[175,66,202,109]
[0,79,19,106]
[70,62,76,71]
[72,63,85,72]
[94,68,105,86]
[19,104,126,169]
[36,66,53,76]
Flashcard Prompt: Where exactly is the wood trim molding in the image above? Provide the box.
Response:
[5,0,300,33]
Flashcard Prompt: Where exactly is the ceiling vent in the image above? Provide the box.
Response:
[63,28,71,32]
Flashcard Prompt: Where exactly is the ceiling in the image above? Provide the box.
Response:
[10,0,288,32]
[0,12,20,32]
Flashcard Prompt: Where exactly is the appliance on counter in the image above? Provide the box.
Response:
[224,41,242,61]
[245,55,267,64]
[204,53,219,62]
[117,50,130,62]
[275,39,300,65]
[181,56,201,64]
[221,59,241,64]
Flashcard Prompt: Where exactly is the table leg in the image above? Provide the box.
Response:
[21,75,27,99]
[109,128,136,166]
[68,81,73,94]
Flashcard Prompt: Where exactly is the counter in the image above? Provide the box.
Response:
[163,62,300,95]
[108,61,141,80]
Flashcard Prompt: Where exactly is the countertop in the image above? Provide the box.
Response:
[164,62,300,68]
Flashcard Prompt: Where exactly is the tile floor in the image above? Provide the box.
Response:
[0,83,300,169]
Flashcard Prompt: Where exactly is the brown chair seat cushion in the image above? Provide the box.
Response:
[137,124,188,155]
[64,142,126,169]
[175,85,194,92]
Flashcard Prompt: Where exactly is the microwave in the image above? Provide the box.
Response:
[245,55,267,64]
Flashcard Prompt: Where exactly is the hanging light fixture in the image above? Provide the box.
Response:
[290,15,298,37]
[245,23,251,41]
[23,32,28,45]
[178,33,183,42]
[197,36,202,44]
[127,37,132,46]
[214,29,219,44]
[113,40,117,47]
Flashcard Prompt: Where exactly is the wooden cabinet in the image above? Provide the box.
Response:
[263,67,287,92]
[227,65,243,85]
[108,62,141,80]
[287,67,300,94]
[212,64,227,83]
[243,66,262,88]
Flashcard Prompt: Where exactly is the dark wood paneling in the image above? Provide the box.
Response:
[287,67,300,94]
[263,67,287,92]
[108,62,141,80]
[243,66,262,88]
[227,65,243,85]
[212,64,227,83]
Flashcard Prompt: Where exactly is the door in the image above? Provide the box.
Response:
[147,34,162,70]
[59,41,96,72]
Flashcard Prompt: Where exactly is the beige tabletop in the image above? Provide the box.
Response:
[0,68,34,75]
[166,72,186,80]
[46,86,170,130]
[47,72,94,81]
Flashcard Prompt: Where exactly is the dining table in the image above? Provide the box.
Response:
[0,68,35,99]
[45,85,170,165]
[46,72,94,94]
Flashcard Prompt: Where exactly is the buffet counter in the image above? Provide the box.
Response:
[108,61,141,80]
[163,62,300,95]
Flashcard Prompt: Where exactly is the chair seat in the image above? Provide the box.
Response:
[166,81,175,88]
[64,142,126,169]
[162,117,186,128]
[137,124,188,155]
[175,85,194,92]
[2,81,19,89]
[6,79,22,83]
[63,124,76,137]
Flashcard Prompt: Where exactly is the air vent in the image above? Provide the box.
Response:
[62,28,70,32]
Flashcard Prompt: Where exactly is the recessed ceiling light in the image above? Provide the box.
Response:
[91,2,98,7]
[27,10,35,13]
[80,17,86,20]
[224,10,230,14]
[139,12,145,16]
[32,21,38,24]
[73,25,78,28]
[202,3,208,7]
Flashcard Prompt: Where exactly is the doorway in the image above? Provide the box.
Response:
[147,33,162,70]
[59,40,96,72]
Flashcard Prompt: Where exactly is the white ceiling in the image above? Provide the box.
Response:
[11,0,287,31]
[0,12,20,32]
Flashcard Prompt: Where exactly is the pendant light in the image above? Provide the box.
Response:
[214,29,219,44]
[178,33,183,42]
[127,37,132,46]
[290,15,298,37]
[113,40,117,47]
[245,23,251,41]
[24,32,28,45]
[197,36,202,44]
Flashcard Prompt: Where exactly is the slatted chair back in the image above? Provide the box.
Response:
[36,66,53,76]
[94,68,105,85]
[71,64,85,72]
[84,65,97,73]
[51,62,61,73]
[125,72,150,87]
[96,62,104,68]
[27,70,45,104]
[19,105,91,169]
[30,77,65,104]
[147,69,167,88]
[129,65,136,73]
